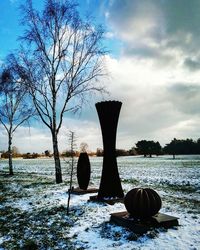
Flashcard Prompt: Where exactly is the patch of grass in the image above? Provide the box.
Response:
[162,183,197,193]
[0,195,6,203]
[162,195,200,214]
[122,178,140,185]
[22,239,38,250]
[0,204,76,249]
[141,181,198,194]
[0,172,77,249]
[100,221,161,242]
[23,181,54,189]
[0,181,8,202]
[100,221,136,241]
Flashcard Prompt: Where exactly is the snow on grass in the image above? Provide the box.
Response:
[0,156,200,249]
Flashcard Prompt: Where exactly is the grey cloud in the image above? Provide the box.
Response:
[124,46,160,59]
[163,0,200,39]
[124,44,175,66]
[166,83,200,115]
[168,83,200,99]
[184,58,200,71]
[107,0,200,66]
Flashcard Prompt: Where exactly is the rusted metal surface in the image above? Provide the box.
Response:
[77,152,91,190]
[124,188,162,219]
[110,211,179,234]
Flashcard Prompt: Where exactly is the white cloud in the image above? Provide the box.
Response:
[2,52,200,153]
[101,55,200,147]
[0,117,102,153]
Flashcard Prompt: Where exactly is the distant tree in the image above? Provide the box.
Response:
[32,153,39,158]
[0,67,34,175]
[62,149,78,157]
[152,141,162,156]
[128,147,137,156]
[96,148,103,157]
[23,152,39,159]
[164,138,197,158]
[136,140,162,157]
[12,146,20,157]
[44,150,51,157]
[115,149,129,157]
[182,139,196,154]
[196,138,200,154]
[136,140,149,157]
[1,151,9,159]
[11,0,106,183]
[164,138,178,159]
[80,142,89,153]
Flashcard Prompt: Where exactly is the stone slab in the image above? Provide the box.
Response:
[110,211,179,234]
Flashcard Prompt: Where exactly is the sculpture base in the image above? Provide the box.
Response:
[89,195,124,205]
[110,211,179,234]
[69,187,98,195]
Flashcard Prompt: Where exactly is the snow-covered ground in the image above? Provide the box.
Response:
[0,155,199,249]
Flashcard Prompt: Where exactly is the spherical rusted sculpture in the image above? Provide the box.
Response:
[124,188,162,219]
[77,152,91,190]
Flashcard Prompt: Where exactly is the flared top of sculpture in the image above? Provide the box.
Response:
[95,100,122,108]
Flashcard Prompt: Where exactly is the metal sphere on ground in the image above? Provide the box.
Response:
[124,188,162,219]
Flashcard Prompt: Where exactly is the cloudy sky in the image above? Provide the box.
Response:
[1,0,200,153]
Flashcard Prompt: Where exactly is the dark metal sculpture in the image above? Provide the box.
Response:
[96,100,124,199]
[77,152,91,190]
[124,188,162,219]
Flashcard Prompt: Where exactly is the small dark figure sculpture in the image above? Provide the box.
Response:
[96,100,124,199]
[77,152,91,190]
[124,188,162,219]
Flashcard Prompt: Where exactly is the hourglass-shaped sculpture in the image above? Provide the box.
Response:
[96,100,124,199]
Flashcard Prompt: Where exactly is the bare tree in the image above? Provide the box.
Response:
[0,67,35,175]
[11,0,106,183]
[12,146,20,157]
[80,142,89,153]
[67,131,76,215]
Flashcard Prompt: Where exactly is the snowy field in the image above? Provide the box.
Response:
[0,155,199,249]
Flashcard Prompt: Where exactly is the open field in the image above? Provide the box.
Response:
[0,155,200,249]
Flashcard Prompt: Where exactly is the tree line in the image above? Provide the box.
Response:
[163,138,200,159]
[97,138,200,158]
[1,138,200,160]
[0,146,94,159]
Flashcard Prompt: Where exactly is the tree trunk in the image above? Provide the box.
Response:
[8,133,13,175]
[52,131,62,183]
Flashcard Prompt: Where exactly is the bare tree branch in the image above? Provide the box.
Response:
[10,0,107,183]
